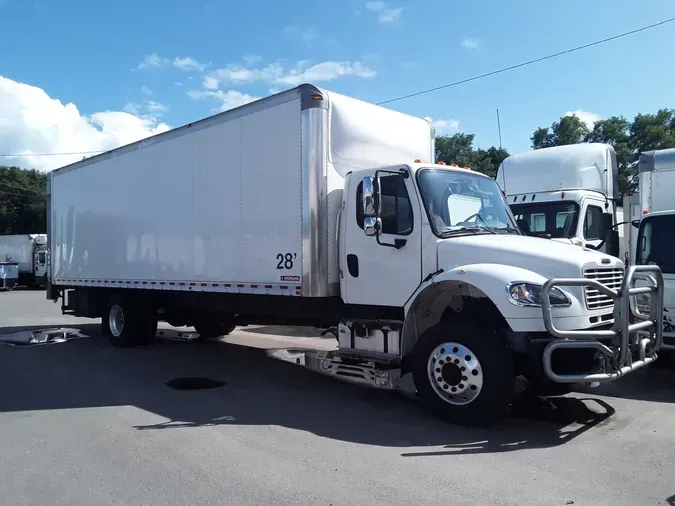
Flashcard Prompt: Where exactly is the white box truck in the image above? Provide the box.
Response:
[0,234,48,287]
[45,84,664,426]
[630,148,675,351]
[496,144,628,263]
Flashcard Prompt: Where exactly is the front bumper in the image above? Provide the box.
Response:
[540,265,664,383]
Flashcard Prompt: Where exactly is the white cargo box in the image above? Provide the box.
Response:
[48,84,434,299]
[639,148,675,215]
[0,234,46,273]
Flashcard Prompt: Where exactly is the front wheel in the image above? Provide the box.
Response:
[412,320,515,427]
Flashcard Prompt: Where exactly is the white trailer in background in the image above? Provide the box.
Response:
[0,234,48,287]
[496,143,627,263]
[45,84,664,427]
[631,148,675,351]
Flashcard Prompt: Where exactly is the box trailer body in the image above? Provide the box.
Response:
[496,143,626,261]
[46,84,665,427]
[48,86,433,301]
[632,148,675,350]
[0,234,48,286]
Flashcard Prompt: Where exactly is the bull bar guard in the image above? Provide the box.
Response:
[540,265,664,383]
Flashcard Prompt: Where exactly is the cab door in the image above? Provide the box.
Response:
[341,168,423,307]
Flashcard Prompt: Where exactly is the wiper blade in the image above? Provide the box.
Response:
[443,226,493,236]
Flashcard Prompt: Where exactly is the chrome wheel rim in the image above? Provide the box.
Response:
[427,342,483,405]
[109,304,125,337]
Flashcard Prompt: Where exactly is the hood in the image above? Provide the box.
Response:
[436,233,623,280]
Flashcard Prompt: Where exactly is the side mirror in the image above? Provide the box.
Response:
[362,177,377,217]
[601,212,614,232]
[605,229,620,258]
[631,219,641,229]
[364,217,381,237]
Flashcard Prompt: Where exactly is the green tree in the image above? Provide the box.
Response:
[435,134,509,178]
[0,166,47,234]
[583,116,633,194]
[531,114,590,149]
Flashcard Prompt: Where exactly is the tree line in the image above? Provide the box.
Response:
[1,107,674,234]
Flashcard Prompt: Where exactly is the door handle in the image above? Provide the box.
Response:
[347,254,359,278]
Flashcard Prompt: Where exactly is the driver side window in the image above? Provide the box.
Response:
[356,175,413,236]
[583,205,604,240]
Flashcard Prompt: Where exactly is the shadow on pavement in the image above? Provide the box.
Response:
[0,322,628,456]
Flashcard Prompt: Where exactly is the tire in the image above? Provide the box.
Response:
[412,320,515,427]
[194,321,236,339]
[102,294,158,347]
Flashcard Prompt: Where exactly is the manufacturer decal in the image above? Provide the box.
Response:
[280,275,300,282]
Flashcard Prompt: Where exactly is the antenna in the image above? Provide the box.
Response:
[496,109,503,149]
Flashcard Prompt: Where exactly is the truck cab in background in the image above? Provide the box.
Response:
[496,144,626,262]
[631,148,675,351]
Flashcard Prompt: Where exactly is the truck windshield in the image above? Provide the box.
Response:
[510,201,579,239]
[636,214,675,274]
[417,168,519,236]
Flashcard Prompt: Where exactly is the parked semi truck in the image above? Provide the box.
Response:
[630,148,675,351]
[45,84,664,426]
[496,143,628,262]
[0,234,48,287]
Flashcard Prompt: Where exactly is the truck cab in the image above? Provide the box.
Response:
[632,148,675,350]
[496,144,625,262]
[334,160,663,425]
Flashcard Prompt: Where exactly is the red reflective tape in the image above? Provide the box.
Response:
[142,281,147,285]
[160,282,166,285]
[280,285,288,290]
[250,284,259,288]
[151,282,156,285]
[212,283,219,287]
[237,284,245,288]
[201,283,207,287]
[264,285,273,289]
[224,284,231,287]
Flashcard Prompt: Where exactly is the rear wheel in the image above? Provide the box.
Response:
[412,320,515,427]
[102,294,157,347]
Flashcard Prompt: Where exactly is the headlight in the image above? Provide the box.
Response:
[633,293,651,314]
[506,282,571,308]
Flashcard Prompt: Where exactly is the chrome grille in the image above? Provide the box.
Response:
[583,268,624,310]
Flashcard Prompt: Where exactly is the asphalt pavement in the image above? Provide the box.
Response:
[1,289,674,506]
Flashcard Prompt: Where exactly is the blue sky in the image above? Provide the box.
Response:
[1,0,675,162]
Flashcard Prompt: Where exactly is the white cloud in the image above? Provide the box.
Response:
[424,116,460,136]
[203,76,220,90]
[140,85,153,95]
[173,56,207,72]
[206,59,376,89]
[365,1,402,23]
[137,53,169,69]
[460,37,478,50]
[243,55,263,65]
[0,76,171,172]
[564,110,602,130]
[187,89,261,112]
[137,53,208,72]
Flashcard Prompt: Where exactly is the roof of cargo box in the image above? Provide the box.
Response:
[50,84,435,178]
[639,147,675,173]
[495,143,619,201]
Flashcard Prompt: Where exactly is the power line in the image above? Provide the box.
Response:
[377,16,675,105]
